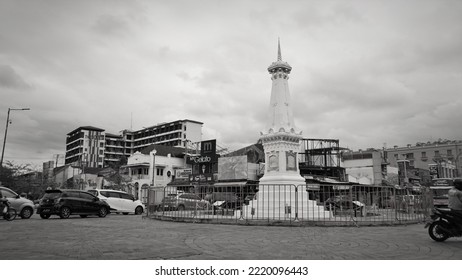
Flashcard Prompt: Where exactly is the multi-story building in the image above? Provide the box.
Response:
[385,140,462,178]
[65,126,105,168]
[65,119,203,168]
[341,149,389,186]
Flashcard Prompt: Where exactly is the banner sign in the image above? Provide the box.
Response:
[175,168,192,179]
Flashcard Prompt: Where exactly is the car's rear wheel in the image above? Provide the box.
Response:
[135,206,143,215]
[98,207,108,217]
[20,207,33,219]
[80,215,88,218]
[40,213,50,219]
[59,207,71,219]
[123,212,128,215]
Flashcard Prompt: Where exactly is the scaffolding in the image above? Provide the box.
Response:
[299,138,346,180]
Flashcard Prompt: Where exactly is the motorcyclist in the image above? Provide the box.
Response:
[448,178,462,220]
[0,195,7,214]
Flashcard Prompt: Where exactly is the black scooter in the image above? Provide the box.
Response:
[425,207,462,242]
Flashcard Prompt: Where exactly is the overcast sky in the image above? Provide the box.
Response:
[1,0,462,169]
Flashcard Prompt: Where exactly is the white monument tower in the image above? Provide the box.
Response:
[259,39,305,185]
[238,40,330,220]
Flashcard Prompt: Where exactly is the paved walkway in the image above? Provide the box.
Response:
[1,214,462,259]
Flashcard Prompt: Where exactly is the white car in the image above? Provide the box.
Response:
[87,189,145,215]
[0,186,35,219]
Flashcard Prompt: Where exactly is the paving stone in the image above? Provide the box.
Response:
[1,214,462,259]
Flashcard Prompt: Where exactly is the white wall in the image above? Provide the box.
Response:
[126,152,187,201]
[184,121,202,143]
[343,158,375,184]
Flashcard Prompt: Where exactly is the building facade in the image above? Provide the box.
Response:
[123,144,187,202]
[64,119,203,168]
[341,149,389,186]
[385,140,462,178]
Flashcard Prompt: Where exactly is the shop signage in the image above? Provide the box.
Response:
[187,155,213,164]
[175,168,192,179]
[189,173,214,183]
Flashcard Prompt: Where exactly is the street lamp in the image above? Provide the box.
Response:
[147,149,157,217]
[151,149,157,187]
[0,107,30,168]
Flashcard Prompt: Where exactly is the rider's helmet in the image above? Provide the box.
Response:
[453,178,462,190]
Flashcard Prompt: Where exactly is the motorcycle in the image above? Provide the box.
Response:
[425,207,462,242]
[1,198,17,221]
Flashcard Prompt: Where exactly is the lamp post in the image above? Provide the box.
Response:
[151,149,157,187]
[147,149,156,216]
[0,107,30,168]
[82,153,87,190]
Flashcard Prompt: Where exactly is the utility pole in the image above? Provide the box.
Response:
[0,107,30,168]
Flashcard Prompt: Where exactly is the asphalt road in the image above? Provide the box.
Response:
[1,212,462,260]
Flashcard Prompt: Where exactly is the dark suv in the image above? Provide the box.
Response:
[37,189,110,219]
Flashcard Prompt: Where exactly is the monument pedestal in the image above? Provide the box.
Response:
[238,184,330,220]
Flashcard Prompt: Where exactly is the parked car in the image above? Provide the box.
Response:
[0,186,35,219]
[204,192,243,209]
[37,189,110,219]
[87,189,144,215]
[324,195,365,216]
[160,193,209,211]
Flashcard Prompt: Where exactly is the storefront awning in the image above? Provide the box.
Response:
[213,181,247,187]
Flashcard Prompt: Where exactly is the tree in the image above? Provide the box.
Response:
[0,161,46,200]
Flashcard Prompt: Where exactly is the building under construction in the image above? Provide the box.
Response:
[298,138,346,181]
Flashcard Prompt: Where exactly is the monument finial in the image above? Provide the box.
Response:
[277,37,282,61]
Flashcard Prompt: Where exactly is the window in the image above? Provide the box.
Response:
[120,193,133,200]
[157,168,164,176]
[100,191,110,197]
[422,152,427,157]
[66,191,80,198]
[0,189,16,198]
[435,151,440,157]
[447,150,453,157]
[79,192,95,200]
[87,190,97,196]
[108,192,121,198]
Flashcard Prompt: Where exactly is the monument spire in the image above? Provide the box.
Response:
[259,39,304,186]
[277,37,282,61]
[265,39,297,133]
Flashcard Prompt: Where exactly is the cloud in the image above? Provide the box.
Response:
[0,65,30,89]
[0,0,461,168]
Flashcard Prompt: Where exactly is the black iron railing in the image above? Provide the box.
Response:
[146,184,432,226]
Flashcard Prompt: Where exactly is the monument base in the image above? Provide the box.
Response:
[237,184,331,220]
[258,173,306,186]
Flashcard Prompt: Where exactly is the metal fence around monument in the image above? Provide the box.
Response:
[145,184,432,226]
